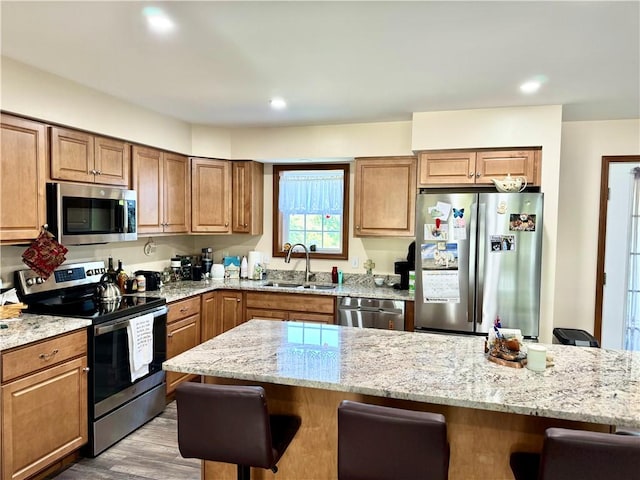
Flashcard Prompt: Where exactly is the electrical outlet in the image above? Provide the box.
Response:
[351,256,359,268]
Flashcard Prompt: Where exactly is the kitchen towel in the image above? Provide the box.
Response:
[127,313,155,382]
[21,228,68,279]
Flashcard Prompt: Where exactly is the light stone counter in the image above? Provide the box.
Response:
[164,319,640,429]
[0,313,90,351]
[151,278,413,303]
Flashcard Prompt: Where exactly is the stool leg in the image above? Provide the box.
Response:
[237,464,251,480]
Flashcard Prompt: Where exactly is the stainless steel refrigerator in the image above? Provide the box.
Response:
[415,191,543,338]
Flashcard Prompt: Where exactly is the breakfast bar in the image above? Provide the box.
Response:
[163,320,640,480]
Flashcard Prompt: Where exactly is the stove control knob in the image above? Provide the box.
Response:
[86,269,92,276]
[36,277,44,284]
[26,278,35,286]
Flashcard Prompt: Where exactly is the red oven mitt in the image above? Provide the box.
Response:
[21,229,68,279]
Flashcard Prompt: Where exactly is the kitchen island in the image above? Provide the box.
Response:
[165,320,640,480]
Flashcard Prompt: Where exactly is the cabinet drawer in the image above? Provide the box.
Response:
[246,292,335,314]
[168,296,201,323]
[2,329,87,383]
[246,308,288,321]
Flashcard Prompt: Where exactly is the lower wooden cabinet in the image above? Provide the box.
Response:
[1,330,88,480]
[166,297,201,394]
[245,292,335,324]
[217,290,244,335]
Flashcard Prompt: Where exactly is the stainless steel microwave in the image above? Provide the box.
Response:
[47,183,137,245]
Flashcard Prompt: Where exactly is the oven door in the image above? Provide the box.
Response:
[90,306,167,420]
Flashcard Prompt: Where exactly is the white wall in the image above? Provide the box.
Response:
[557,120,640,336]
[412,106,563,342]
[0,57,193,154]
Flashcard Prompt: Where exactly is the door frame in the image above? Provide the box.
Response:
[594,155,640,342]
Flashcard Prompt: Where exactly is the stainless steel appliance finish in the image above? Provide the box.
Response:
[337,297,405,331]
[47,182,137,245]
[415,191,543,338]
[15,261,167,457]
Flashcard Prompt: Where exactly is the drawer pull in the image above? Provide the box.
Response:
[82,367,90,372]
[39,349,59,361]
[179,307,189,313]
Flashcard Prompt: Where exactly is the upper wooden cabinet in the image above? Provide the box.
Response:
[51,126,130,186]
[354,156,416,237]
[133,146,190,234]
[232,161,264,235]
[191,157,232,233]
[418,148,541,187]
[1,114,47,243]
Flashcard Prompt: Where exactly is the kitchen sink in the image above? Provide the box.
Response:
[303,284,336,290]
[262,281,335,290]
[263,281,304,288]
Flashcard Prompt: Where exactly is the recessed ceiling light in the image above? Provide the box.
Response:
[520,81,541,94]
[143,6,175,34]
[270,98,287,110]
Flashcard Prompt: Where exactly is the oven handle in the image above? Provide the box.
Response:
[94,306,168,336]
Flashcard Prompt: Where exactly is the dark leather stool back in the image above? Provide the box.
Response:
[510,427,640,480]
[338,400,449,480]
[176,383,301,480]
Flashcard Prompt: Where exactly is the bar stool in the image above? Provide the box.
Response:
[338,400,449,480]
[510,427,640,480]
[176,383,301,480]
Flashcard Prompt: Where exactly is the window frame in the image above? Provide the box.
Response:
[272,163,350,260]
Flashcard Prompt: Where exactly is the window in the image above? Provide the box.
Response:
[273,164,349,260]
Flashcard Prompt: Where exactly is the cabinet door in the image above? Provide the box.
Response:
[475,150,539,186]
[166,314,201,394]
[232,161,264,234]
[2,357,88,480]
[217,291,243,336]
[354,157,416,236]
[94,136,130,186]
[201,292,217,342]
[132,145,164,234]
[1,115,46,243]
[163,153,190,233]
[50,127,95,183]
[191,158,231,233]
[418,151,477,186]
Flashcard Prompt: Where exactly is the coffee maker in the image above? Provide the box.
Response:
[394,241,415,290]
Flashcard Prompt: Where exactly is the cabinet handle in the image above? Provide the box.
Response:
[180,307,189,313]
[356,225,360,230]
[476,172,481,178]
[244,223,248,227]
[224,222,229,227]
[236,298,241,302]
[39,349,59,361]
[96,170,102,175]
[469,172,475,177]
[82,367,90,372]
[90,169,96,175]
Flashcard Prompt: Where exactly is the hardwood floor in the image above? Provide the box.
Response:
[50,402,200,480]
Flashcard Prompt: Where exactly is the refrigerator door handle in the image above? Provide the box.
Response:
[475,199,485,324]
[469,201,478,323]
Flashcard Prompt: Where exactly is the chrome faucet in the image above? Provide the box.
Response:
[284,243,313,282]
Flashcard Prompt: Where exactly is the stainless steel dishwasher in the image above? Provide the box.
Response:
[337,297,405,331]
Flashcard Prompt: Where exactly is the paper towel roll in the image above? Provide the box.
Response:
[247,251,263,279]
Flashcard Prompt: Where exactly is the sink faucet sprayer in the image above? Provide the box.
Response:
[284,243,314,282]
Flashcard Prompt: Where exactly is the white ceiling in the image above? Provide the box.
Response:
[1,1,639,128]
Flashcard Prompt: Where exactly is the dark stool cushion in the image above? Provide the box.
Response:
[511,427,640,480]
[338,400,449,480]
[176,382,300,471]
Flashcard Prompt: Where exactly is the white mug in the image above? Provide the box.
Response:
[527,344,547,372]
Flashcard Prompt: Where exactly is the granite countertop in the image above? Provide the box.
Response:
[0,314,91,352]
[150,278,414,304]
[163,319,640,428]
[1,278,412,352]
